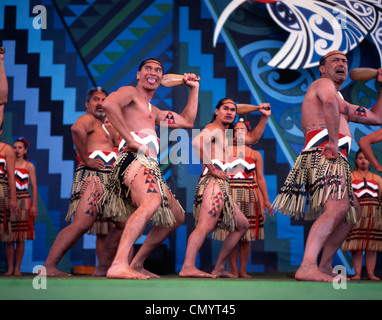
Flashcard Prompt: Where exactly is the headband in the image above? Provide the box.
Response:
[319,52,347,66]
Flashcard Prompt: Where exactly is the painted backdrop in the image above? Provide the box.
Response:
[1,0,381,274]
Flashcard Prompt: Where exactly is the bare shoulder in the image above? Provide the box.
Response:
[116,85,137,95]
[3,143,12,153]
[113,85,138,100]
[374,173,382,184]
[108,85,139,108]
[203,123,215,131]
[73,113,95,127]
[3,143,15,158]
[251,148,261,158]
[308,78,335,92]
[26,161,36,172]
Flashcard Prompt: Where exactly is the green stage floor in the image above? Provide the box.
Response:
[0,273,381,300]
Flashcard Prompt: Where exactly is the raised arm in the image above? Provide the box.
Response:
[348,68,382,125]
[0,53,8,126]
[245,103,271,145]
[156,73,199,129]
[358,128,382,172]
[0,53,8,106]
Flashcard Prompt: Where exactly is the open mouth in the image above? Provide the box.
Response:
[336,69,345,75]
[147,77,157,85]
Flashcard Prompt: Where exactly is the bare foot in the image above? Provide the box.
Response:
[295,264,334,282]
[179,266,217,278]
[4,270,13,276]
[351,274,361,280]
[368,274,380,281]
[320,266,349,280]
[106,263,149,280]
[13,271,22,276]
[44,266,71,277]
[212,269,236,278]
[239,271,252,278]
[92,266,108,277]
[132,265,160,279]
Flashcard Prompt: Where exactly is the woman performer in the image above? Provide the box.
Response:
[224,119,273,277]
[342,150,382,280]
[3,138,35,275]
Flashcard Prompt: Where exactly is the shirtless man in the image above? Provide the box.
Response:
[43,87,119,276]
[100,58,199,279]
[273,50,382,282]
[0,47,8,126]
[179,97,271,278]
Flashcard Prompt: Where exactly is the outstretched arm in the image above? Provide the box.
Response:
[156,73,199,129]
[0,53,8,106]
[348,68,382,125]
[0,52,8,127]
[358,128,382,172]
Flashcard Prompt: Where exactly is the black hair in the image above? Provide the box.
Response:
[234,118,249,131]
[86,87,108,103]
[138,58,164,74]
[13,138,29,160]
[210,97,237,129]
[354,149,370,171]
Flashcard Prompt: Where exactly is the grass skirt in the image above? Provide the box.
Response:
[272,148,357,224]
[230,179,264,241]
[342,197,382,251]
[65,165,112,228]
[193,175,237,240]
[1,190,34,242]
[100,151,181,227]
[0,175,11,241]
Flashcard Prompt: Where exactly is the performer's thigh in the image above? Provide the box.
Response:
[162,184,184,219]
[72,177,100,229]
[321,174,350,218]
[197,178,224,229]
[232,202,249,230]
[123,161,161,208]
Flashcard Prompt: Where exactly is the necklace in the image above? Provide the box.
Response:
[357,170,369,186]
[143,94,152,112]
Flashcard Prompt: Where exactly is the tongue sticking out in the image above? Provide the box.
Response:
[148,78,157,84]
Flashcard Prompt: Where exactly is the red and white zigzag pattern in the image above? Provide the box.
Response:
[119,131,160,157]
[15,168,30,191]
[352,179,379,199]
[77,150,117,167]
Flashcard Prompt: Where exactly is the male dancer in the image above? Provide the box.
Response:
[43,87,119,276]
[100,58,199,279]
[180,97,271,277]
[273,50,382,281]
